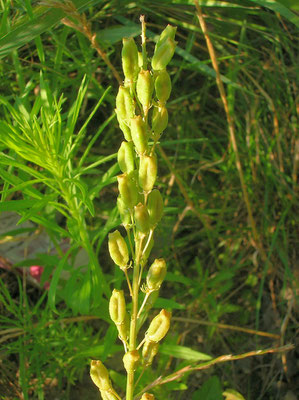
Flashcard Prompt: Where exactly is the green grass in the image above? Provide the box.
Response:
[0,0,298,399]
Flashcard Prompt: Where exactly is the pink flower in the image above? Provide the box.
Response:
[29,265,44,282]
[29,265,49,290]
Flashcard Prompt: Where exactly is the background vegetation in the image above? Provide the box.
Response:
[0,1,298,399]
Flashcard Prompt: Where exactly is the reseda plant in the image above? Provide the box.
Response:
[90,20,177,400]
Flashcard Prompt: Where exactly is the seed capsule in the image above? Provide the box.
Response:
[116,86,135,122]
[146,258,167,292]
[139,154,157,192]
[109,289,127,325]
[123,350,140,373]
[152,106,168,139]
[134,203,150,234]
[116,313,129,342]
[130,116,148,154]
[155,25,177,51]
[151,38,176,71]
[122,37,139,84]
[141,394,155,400]
[145,309,171,343]
[101,391,121,400]
[118,141,135,174]
[147,189,164,227]
[142,340,159,366]
[117,173,138,209]
[116,110,132,141]
[117,196,131,228]
[90,360,112,391]
[136,69,153,112]
[154,70,172,104]
[108,230,129,269]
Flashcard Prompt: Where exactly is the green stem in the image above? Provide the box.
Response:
[126,235,144,400]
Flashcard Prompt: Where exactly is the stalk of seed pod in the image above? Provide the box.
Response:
[130,115,148,154]
[108,230,129,269]
[117,173,138,209]
[123,350,140,374]
[154,70,172,104]
[118,141,135,174]
[146,258,167,292]
[142,340,159,366]
[90,360,113,392]
[136,69,153,114]
[151,38,176,71]
[134,203,150,235]
[147,189,164,228]
[145,309,171,343]
[141,235,154,266]
[139,154,157,192]
[109,289,127,325]
[116,86,135,123]
[152,106,168,140]
[122,37,139,84]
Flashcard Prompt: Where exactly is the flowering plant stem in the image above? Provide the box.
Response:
[90,17,177,400]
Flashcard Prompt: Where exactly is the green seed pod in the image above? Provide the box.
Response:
[140,394,155,400]
[122,37,139,84]
[118,141,135,174]
[116,313,129,342]
[145,290,159,313]
[147,189,164,227]
[138,51,143,68]
[116,86,135,122]
[146,258,167,291]
[117,173,138,209]
[136,69,153,112]
[116,110,132,141]
[117,196,131,228]
[90,360,112,391]
[152,106,168,139]
[123,350,140,373]
[108,230,129,269]
[100,391,121,400]
[142,340,159,366]
[109,289,127,325]
[130,116,148,154]
[145,309,171,343]
[155,25,177,51]
[154,70,172,104]
[139,154,157,192]
[134,203,150,234]
[151,38,176,71]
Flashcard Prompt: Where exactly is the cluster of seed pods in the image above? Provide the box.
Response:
[91,24,176,400]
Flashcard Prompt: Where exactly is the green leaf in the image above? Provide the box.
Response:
[0,0,106,59]
[155,297,185,310]
[0,199,38,212]
[192,376,223,400]
[248,0,299,27]
[48,247,75,312]
[159,344,212,361]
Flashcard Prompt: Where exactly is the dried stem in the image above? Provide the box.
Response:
[194,1,266,262]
